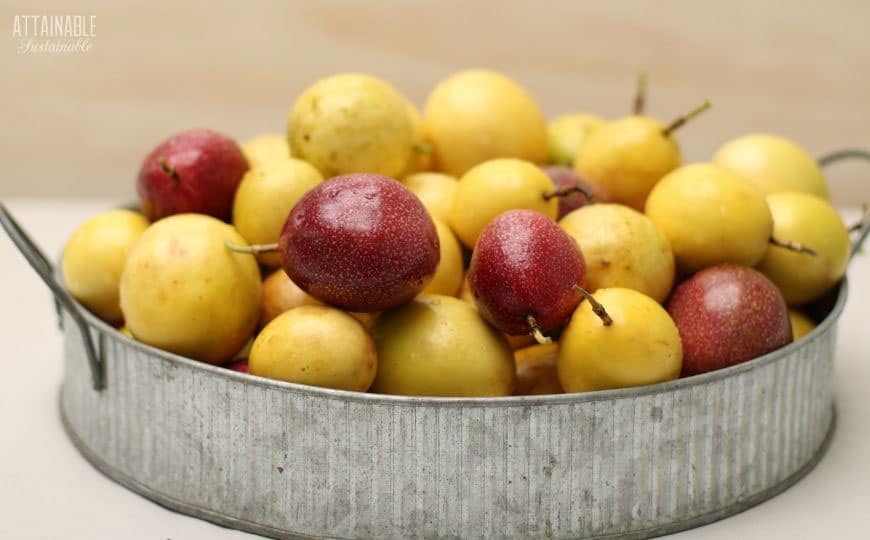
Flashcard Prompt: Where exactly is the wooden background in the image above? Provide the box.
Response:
[1,0,868,204]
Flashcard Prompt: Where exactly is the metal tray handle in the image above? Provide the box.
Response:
[0,202,104,390]
[818,149,870,258]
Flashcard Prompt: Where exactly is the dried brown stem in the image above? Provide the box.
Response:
[848,203,869,233]
[225,241,279,255]
[543,185,595,202]
[572,285,613,326]
[769,237,817,256]
[633,71,648,115]
[526,315,553,345]
[661,100,712,137]
[158,157,180,182]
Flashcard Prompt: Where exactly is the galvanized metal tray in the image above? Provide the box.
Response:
[53,284,843,540]
[3,143,867,539]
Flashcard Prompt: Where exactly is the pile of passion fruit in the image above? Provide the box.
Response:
[60,70,859,397]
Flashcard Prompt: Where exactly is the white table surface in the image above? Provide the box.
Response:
[1,198,868,540]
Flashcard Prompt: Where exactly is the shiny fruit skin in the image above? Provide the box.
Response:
[401,172,458,223]
[713,134,829,199]
[756,192,849,305]
[287,73,413,178]
[574,116,680,211]
[514,343,563,395]
[137,129,249,222]
[547,113,604,166]
[371,295,515,397]
[645,163,773,274]
[468,210,585,336]
[120,214,262,364]
[424,70,548,176]
[667,264,792,376]
[458,280,536,348]
[558,288,682,392]
[61,209,149,324]
[260,268,322,327]
[421,218,464,296]
[250,305,377,392]
[449,158,557,248]
[241,133,290,168]
[559,203,674,303]
[279,173,439,312]
[232,157,323,267]
[789,309,816,340]
[542,165,610,219]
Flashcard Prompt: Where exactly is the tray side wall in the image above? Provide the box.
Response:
[60,317,836,540]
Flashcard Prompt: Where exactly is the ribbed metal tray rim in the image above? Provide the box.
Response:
[76,278,848,407]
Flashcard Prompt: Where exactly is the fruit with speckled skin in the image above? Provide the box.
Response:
[279,173,439,312]
[514,343,563,395]
[713,134,829,199]
[61,209,149,324]
[449,159,558,248]
[424,70,548,176]
[232,157,323,267]
[420,219,463,297]
[757,192,849,306]
[250,306,377,392]
[667,264,792,376]
[789,310,816,340]
[137,129,249,222]
[287,73,414,178]
[541,166,609,219]
[401,172,458,223]
[468,210,585,337]
[457,281,537,348]
[371,295,515,396]
[574,116,681,210]
[558,288,683,392]
[547,113,604,166]
[260,269,322,327]
[645,163,773,274]
[119,214,262,364]
[241,133,290,168]
[559,204,674,303]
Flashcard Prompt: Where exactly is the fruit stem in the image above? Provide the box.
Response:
[526,315,553,344]
[847,203,869,233]
[543,185,595,202]
[661,100,712,137]
[413,142,433,154]
[158,157,180,182]
[633,71,648,115]
[769,237,817,256]
[225,241,279,254]
[573,285,613,326]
